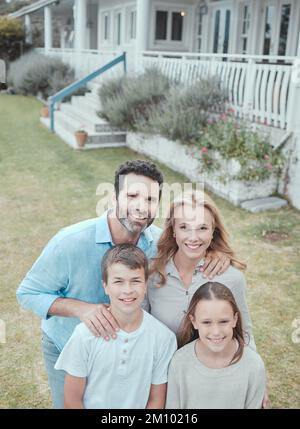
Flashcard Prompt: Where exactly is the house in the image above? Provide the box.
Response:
[9,0,300,209]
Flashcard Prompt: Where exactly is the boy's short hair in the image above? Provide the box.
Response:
[101,244,149,283]
[114,160,164,199]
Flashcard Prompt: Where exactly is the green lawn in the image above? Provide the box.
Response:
[0,94,299,408]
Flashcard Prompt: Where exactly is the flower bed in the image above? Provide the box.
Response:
[126,132,279,206]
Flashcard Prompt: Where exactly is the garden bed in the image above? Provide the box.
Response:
[126,132,278,206]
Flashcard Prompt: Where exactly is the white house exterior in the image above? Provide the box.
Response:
[9,0,300,209]
[10,0,300,67]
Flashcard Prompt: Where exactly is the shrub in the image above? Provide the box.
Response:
[0,16,29,63]
[98,67,170,130]
[144,76,227,142]
[8,52,83,99]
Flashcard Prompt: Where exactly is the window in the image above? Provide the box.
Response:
[278,4,291,56]
[154,8,186,44]
[155,11,168,40]
[263,5,275,55]
[171,12,183,41]
[130,10,136,40]
[116,12,121,46]
[240,4,250,54]
[213,10,220,53]
[223,10,230,53]
[196,12,204,52]
[104,14,109,41]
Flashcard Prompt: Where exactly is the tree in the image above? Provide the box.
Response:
[0,15,28,64]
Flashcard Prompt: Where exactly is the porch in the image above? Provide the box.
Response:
[36,47,300,132]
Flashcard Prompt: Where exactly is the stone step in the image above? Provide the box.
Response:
[71,96,101,118]
[240,196,288,213]
[85,91,101,104]
[59,103,101,131]
[59,102,124,134]
[87,81,102,94]
[40,116,126,149]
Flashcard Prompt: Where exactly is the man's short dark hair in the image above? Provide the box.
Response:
[101,244,149,284]
[114,160,164,199]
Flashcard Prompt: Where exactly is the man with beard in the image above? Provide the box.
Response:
[16,160,229,408]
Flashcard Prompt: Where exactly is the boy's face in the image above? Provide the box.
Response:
[103,263,147,314]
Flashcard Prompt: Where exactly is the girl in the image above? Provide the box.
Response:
[166,282,266,409]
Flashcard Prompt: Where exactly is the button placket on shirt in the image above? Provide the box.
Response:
[118,337,130,372]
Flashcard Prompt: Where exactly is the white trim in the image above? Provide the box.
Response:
[9,0,57,18]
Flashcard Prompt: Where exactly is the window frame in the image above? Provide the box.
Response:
[151,3,188,50]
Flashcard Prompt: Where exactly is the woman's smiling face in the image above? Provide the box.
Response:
[173,204,214,261]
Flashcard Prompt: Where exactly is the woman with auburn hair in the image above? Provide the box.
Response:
[144,190,255,349]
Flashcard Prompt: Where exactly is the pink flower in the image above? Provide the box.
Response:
[201,147,208,154]
[220,113,227,121]
[265,163,273,170]
[227,107,235,114]
[264,154,270,160]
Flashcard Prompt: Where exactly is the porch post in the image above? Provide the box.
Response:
[286,60,300,209]
[74,0,87,51]
[136,0,150,71]
[25,14,32,45]
[44,6,53,52]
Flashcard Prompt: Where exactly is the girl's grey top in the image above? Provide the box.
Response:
[166,340,265,409]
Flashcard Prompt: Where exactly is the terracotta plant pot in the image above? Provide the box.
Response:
[75,131,88,147]
[40,105,49,118]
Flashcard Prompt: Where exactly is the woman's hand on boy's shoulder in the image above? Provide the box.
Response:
[80,303,119,340]
[201,250,230,280]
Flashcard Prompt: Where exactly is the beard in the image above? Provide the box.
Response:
[116,202,155,235]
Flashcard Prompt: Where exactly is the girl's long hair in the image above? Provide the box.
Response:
[177,282,245,365]
[151,191,246,286]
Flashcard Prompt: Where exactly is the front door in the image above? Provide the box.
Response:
[212,5,232,54]
[262,0,293,56]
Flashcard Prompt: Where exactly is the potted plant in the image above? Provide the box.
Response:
[75,125,88,147]
[40,104,49,118]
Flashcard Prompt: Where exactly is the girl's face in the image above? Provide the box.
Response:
[190,299,238,353]
[173,204,214,261]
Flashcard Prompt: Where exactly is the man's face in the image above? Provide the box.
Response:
[104,263,147,314]
[116,173,160,235]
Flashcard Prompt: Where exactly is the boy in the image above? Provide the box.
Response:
[55,244,177,409]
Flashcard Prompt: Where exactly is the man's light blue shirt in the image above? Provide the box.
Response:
[16,210,162,351]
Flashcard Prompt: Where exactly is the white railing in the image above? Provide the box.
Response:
[35,48,125,83]
[140,51,298,130]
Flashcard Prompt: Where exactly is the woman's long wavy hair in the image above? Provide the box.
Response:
[151,191,246,286]
[178,282,245,365]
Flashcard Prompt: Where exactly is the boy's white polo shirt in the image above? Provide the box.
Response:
[55,310,177,409]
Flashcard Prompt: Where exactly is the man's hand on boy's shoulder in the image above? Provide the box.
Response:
[201,250,231,280]
[80,303,119,340]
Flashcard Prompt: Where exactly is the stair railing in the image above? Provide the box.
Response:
[48,52,127,133]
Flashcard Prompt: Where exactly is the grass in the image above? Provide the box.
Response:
[0,94,299,408]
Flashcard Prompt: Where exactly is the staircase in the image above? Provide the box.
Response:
[40,81,127,150]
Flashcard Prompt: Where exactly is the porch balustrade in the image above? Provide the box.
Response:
[140,51,299,130]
